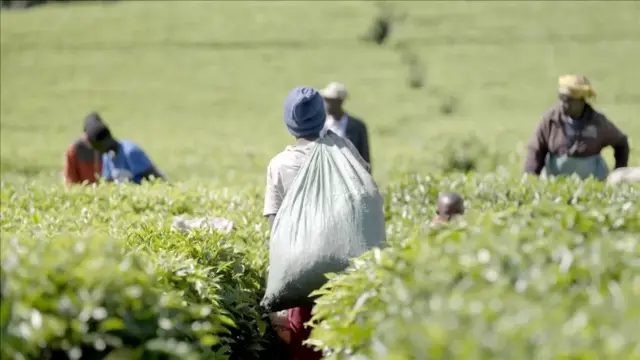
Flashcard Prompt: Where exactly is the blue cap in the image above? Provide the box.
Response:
[283,86,326,137]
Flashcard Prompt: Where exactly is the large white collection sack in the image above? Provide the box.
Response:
[607,167,640,185]
[260,133,387,312]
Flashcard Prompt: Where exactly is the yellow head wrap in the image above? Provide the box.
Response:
[558,75,596,101]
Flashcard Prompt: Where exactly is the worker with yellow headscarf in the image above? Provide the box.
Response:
[524,75,630,180]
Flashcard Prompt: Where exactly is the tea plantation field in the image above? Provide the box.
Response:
[1,1,640,359]
[1,176,639,359]
[1,1,639,184]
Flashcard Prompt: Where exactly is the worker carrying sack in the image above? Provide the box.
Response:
[261,132,387,312]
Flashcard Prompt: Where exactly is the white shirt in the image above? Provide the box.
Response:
[323,114,349,138]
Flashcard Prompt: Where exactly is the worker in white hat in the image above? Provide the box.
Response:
[319,82,372,170]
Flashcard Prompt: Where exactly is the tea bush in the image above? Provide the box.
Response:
[309,174,640,359]
[1,174,639,359]
[0,181,275,360]
[1,235,233,360]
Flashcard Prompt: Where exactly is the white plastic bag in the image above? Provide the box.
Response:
[171,216,234,235]
[607,167,640,185]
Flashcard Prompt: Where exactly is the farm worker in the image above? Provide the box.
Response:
[432,192,465,224]
[524,75,629,180]
[63,112,104,185]
[84,114,165,184]
[264,86,366,360]
[320,82,372,171]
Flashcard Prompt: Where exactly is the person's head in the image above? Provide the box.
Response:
[435,192,465,222]
[320,82,348,116]
[83,112,117,153]
[557,75,596,118]
[283,86,326,139]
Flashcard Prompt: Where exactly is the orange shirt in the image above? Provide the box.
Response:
[63,138,102,185]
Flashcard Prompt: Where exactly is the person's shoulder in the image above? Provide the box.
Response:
[533,104,562,133]
[588,105,611,124]
[66,140,78,154]
[347,114,367,128]
[541,103,562,123]
[69,136,85,149]
[268,144,312,172]
[588,106,625,137]
[119,140,144,154]
[67,137,88,156]
[266,150,288,179]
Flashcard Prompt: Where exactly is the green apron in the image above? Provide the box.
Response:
[542,154,609,181]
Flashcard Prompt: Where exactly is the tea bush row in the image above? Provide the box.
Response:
[1,181,275,360]
[310,175,640,359]
[1,175,639,359]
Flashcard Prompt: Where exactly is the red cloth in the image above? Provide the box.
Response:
[63,140,102,185]
[287,305,322,360]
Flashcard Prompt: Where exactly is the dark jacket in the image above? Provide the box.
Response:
[524,103,629,175]
[344,114,371,170]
